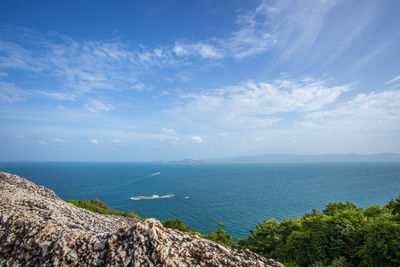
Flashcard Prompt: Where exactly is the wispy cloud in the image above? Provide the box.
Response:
[162,128,177,135]
[52,137,67,143]
[0,27,180,102]
[33,90,77,101]
[84,99,113,113]
[191,136,203,143]
[385,75,400,85]
[173,42,223,59]
[88,139,99,144]
[302,89,400,132]
[0,40,44,71]
[168,0,379,63]
[0,80,28,102]
[131,82,146,91]
[171,3,277,60]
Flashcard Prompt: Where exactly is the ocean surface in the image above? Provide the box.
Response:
[1,162,400,239]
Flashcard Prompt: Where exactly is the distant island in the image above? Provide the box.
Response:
[203,153,400,163]
[156,153,400,164]
[156,158,203,164]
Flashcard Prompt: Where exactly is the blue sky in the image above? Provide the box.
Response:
[1,0,400,161]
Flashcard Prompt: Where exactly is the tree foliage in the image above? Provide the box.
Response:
[204,222,233,247]
[162,218,200,236]
[236,197,400,267]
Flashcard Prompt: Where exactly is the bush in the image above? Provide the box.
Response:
[236,195,400,267]
[359,216,400,267]
[162,218,198,235]
[384,193,400,221]
[204,222,233,247]
[66,199,142,220]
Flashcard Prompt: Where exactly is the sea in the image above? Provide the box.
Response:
[1,161,400,239]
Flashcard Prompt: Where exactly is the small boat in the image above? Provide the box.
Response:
[130,196,150,200]
[160,194,175,198]
[130,194,175,200]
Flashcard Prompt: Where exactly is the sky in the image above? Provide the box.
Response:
[1,0,400,161]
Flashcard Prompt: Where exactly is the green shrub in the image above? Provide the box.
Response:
[359,216,400,267]
[204,222,233,247]
[162,218,197,234]
[66,199,142,220]
[91,198,109,209]
[237,195,400,267]
[384,193,400,221]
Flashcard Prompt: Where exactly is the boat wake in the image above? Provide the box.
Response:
[130,194,174,200]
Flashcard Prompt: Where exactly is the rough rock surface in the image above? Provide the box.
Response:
[0,172,284,267]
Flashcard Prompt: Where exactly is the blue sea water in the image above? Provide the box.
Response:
[1,162,400,239]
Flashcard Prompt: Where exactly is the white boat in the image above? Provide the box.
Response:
[130,194,174,200]
[160,194,175,198]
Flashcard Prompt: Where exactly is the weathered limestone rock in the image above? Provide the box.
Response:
[0,172,284,267]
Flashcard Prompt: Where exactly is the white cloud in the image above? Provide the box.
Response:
[131,82,145,91]
[385,75,400,85]
[0,80,28,102]
[0,40,44,72]
[38,140,48,145]
[162,128,176,135]
[52,137,66,143]
[169,0,350,61]
[84,99,113,112]
[302,89,400,132]
[171,5,276,60]
[161,128,180,143]
[221,4,277,59]
[192,136,203,143]
[265,0,343,59]
[0,29,178,101]
[170,1,288,60]
[111,139,122,143]
[173,42,223,59]
[88,139,99,144]
[171,79,353,130]
[33,90,76,101]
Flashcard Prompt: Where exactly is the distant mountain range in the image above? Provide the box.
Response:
[203,153,400,163]
[156,158,203,163]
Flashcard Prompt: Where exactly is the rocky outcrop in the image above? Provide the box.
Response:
[0,172,283,266]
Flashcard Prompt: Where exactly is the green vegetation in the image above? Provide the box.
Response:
[162,218,233,245]
[162,218,200,236]
[68,194,400,267]
[204,222,233,247]
[66,199,143,221]
[235,194,400,267]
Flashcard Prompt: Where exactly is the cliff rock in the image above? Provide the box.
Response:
[0,172,283,267]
